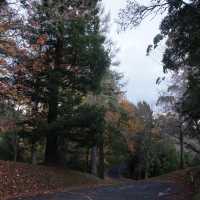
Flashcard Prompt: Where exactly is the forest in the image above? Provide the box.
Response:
[0,0,200,199]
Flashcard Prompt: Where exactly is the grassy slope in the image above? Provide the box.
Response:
[153,167,200,200]
[1,160,199,200]
[152,168,193,183]
[0,160,113,200]
[193,193,200,200]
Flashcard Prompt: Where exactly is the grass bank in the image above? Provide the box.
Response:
[0,160,114,200]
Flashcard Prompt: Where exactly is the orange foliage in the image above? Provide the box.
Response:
[120,99,136,114]
[36,34,48,45]
[0,22,12,33]
[105,111,120,124]
[0,39,25,58]
[119,99,145,152]
[0,59,6,65]
[0,120,16,133]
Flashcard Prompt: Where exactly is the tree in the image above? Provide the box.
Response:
[156,112,185,169]
[85,69,125,178]
[29,0,110,164]
[119,100,180,179]
[119,0,200,159]
[136,101,154,178]
[118,100,157,179]
[0,0,111,165]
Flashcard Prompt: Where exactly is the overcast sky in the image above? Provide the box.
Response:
[102,0,166,108]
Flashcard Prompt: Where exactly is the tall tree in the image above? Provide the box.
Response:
[118,0,200,152]
[136,101,154,178]
[0,0,110,164]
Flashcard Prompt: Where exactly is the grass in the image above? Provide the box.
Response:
[193,193,200,200]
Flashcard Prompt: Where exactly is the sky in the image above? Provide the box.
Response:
[102,0,166,108]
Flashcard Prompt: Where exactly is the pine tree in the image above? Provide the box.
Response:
[0,0,110,164]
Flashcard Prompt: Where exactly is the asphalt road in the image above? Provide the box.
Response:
[14,181,189,200]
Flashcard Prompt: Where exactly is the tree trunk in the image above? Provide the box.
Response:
[144,130,151,179]
[86,148,90,172]
[45,134,59,164]
[144,162,149,179]
[98,137,104,179]
[91,146,98,176]
[180,128,184,169]
[45,18,64,164]
[31,142,37,165]
[44,0,64,165]
[13,131,18,162]
[45,64,60,164]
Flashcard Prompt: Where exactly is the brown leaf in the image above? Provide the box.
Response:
[36,35,47,45]
[0,59,6,65]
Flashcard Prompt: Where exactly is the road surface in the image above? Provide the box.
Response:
[13,181,191,200]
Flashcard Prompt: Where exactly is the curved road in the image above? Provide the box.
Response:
[14,181,191,200]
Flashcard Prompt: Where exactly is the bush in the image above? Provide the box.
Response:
[128,138,179,179]
[0,133,14,160]
[149,140,179,177]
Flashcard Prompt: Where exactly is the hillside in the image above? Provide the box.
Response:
[0,161,112,200]
[153,167,200,200]
[0,160,198,200]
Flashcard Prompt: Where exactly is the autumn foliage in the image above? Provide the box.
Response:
[0,160,103,200]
